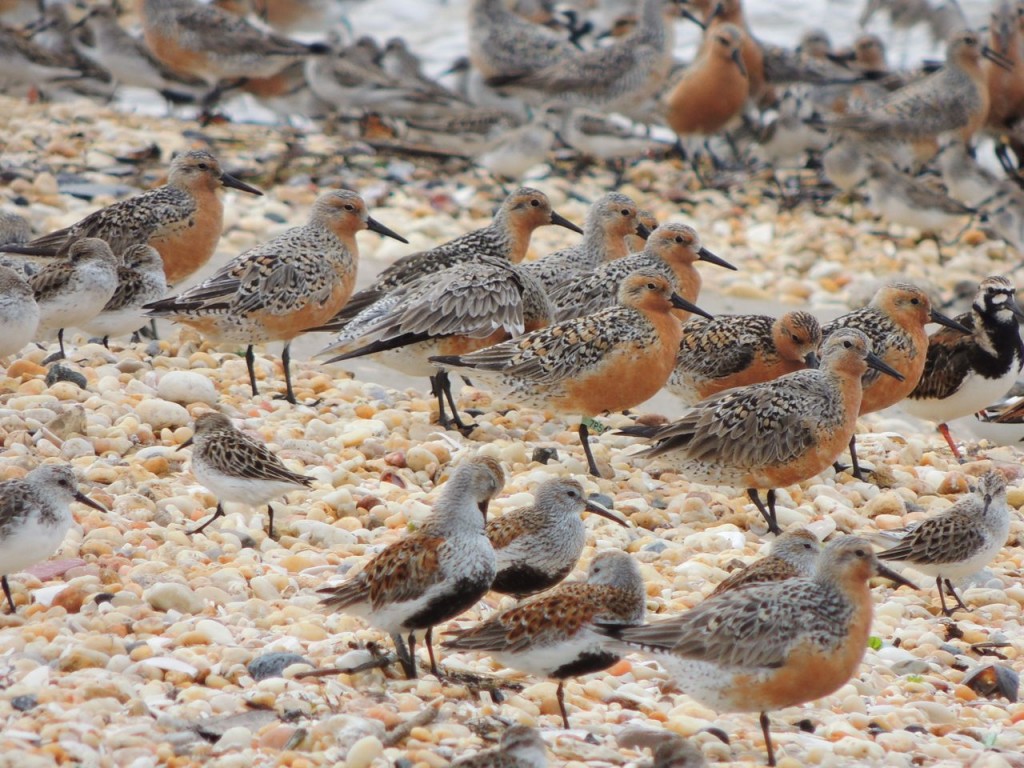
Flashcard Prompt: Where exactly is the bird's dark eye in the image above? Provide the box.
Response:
[675,236,683,243]
[198,163,209,171]
[647,282,657,290]
[844,340,852,348]
[855,548,866,557]
[344,204,355,211]
[791,334,800,342]
[621,209,630,216]
[910,298,920,305]
[530,199,540,207]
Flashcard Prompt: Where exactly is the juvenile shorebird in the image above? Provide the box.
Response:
[319,188,581,335]
[468,0,576,80]
[0,24,81,93]
[474,107,558,179]
[145,189,405,405]
[521,192,649,295]
[549,223,735,322]
[0,464,106,613]
[667,311,822,407]
[486,0,674,118]
[139,0,329,95]
[822,282,969,478]
[877,470,1009,615]
[488,477,630,598]
[444,550,645,728]
[862,159,975,242]
[554,107,663,175]
[708,528,821,598]
[452,725,549,768]
[665,23,749,164]
[81,244,168,348]
[904,277,1024,460]
[431,272,710,477]
[1,150,262,287]
[604,536,914,766]
[826,30,1012,145]
[622,329,904,533]
[184,412,312,539]
[318,454,504,679]
[0,265,39,358]
[29,238,119,360]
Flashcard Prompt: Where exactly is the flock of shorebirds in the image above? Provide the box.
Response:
[2,0,1024,765]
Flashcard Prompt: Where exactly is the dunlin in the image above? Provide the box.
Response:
[81,244,168,348]
[0,265,39,358]
[605,536,915,766]
[550,223,735,323]
[667,311,822,407]
[877,470,1009,615]
[452,724,548,768]
[146,189,405,404]
[183,412,312,539]
[431,271,710,477]
[0,464,106,613]
[2,150,263,286]
[488,477,630,598]
[29,238,119,359]
[319,187,581,333]
[318,454,504,678]
[822,282,969,478]
[623,329,904,533]
[904,277,1024,459]
[862,159,975,240]
[443,550,645,728]
[708,528,821,598]
[521,192,649,295]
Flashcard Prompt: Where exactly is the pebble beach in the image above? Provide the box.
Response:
[2,43,1024,768]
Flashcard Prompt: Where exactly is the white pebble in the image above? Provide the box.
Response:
[157,371,219,406]
[345,735,383,768]
[144,582,204,614]
[135,398,191,430]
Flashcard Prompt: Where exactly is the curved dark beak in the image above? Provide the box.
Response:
[804,351,819,369]
[930,309,971,333]
[220,172,263,196]
[74,492,107,513]
[584,497,631,527]
[181,436,194,448]
[983,45,1015,72]
[671,292,713,319]
[874,561,918,590]
[680,8,706,28]
[731,46,748,77]
[866,350,904,381]
[366,216,408,243]
[698,246,738,271]
[478,500,489,520]
[1010,296,1024,320]
[550,210,584,234]
[635,221,652,239]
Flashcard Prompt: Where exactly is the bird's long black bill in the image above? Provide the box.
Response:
[865,351,904,381]
[929,309,971,333]
[367,216,408,243]
[698,246,738,271]
[551,210,584,234]
[584,498,631,527]
[875,562,918,590]
[74,492,108,513]
[670,292,714,319]
[220,172,264,196]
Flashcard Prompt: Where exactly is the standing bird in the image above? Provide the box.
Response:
[903,277,1024,460]
[826,31,1012,145]
[0,265,39,358]
[623,329,904,534]
[451,725,549,768]
[520,192,650,295]
[549,223,736,322]
[667,312,822,407]
[665,23,749,166]
[822,283,969,478]
[487,477,630,597]
[183,412,312,539]
[317,187,581,333]
[431,272,711,477]
[708,528,821,598]
[1,150,262,287]
[0,465,106,613]
[877,470,1009,615]
[30,238,119,359]
[318,455,505,679]
[444,550,645,729]
[145,190,405,404]
[604,537,914,767]
[81,244,168,348]
[468,0,576,81]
